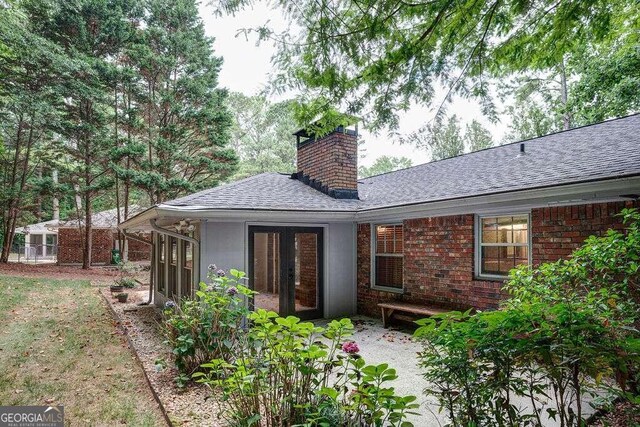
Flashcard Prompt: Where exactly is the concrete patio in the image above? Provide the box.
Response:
[333,315,600,427]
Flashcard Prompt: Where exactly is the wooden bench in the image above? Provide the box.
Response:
[378,302,450,328]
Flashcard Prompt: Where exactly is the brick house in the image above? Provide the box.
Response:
[17,207,151,265]
[121,114,640,319]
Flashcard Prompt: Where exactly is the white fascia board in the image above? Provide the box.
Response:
[118,207,160,231]
[355,176,640,223]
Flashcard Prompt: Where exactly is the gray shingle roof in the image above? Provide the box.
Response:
[16,206,147,233]
[162,114,640,212]
[165,173,360,211]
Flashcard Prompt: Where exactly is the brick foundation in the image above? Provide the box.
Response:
[57,227,114,265]
[357,200,638,318]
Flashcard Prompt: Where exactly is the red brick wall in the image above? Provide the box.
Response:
[127,234,151,261]
[297,130,358,191]
[357,200,638,318]
[531,201,636,264]
[58,228,114,265]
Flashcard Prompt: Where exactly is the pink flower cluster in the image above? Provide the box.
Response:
[342,341,360,354]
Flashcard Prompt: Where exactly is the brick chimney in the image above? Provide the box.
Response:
[293,123,358,199]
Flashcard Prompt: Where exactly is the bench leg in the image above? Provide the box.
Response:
[381,308,395,328]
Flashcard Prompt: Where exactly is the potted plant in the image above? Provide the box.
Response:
[110,284,124,293]
[118,277,137,289]
[111,277,136,293]
[116,293,129,303]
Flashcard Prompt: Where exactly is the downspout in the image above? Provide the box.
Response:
[149,219,201,301]
[121,230,153,305]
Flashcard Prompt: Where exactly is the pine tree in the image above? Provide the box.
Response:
[39,0,139,268]
[0,3,69,262]
[133,0,237,204]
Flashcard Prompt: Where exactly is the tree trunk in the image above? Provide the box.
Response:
[559,59,571,130]
[82,192,92,269]
[0,116,24,263]
[35,167,42,221]
[52,169,59,220]
[1,113,35,263]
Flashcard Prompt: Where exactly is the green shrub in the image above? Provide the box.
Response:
[163,267,254,386]
[195,309,419,426]
[415,208,640,427]
[115,277,137,288]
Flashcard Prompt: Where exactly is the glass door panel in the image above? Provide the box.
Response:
[251,231,281,314]
[249,226,323,319]
[293,232,321,318]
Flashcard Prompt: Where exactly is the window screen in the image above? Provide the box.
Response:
[374,224,403,289]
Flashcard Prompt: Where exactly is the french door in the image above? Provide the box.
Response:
[248,226,324,319]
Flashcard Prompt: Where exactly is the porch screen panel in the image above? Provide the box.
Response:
[168,237,178,299]
[158,234,165,293]
[374,224,403,289]
[181,240,193,298]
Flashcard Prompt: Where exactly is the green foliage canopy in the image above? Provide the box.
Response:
[226,92,296,179]
[215,0,639,131]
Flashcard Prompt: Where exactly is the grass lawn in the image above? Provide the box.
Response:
[0,275,165,426]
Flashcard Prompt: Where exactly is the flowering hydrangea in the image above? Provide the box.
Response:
[342,341,359,354]
[208,264,217,272]
[227,286,238,296]
[216,269,226,277]
[164,300,177,310]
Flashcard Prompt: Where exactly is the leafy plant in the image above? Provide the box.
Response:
[163,267,254,384]
[415,208,640,427]
[196,309,418,426]
[115,277,136,289]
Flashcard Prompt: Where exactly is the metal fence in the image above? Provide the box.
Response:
[8,242,151,265]
[9,243,58,264]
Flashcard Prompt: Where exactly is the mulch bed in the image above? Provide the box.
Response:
[590,400,640,427]
[101,287,223,426]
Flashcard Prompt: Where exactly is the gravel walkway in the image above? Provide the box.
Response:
[102,287,223,426]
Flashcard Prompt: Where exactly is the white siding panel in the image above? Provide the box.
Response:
[201,221,246,283]
[325,222,357,318]
[200,220,357,318]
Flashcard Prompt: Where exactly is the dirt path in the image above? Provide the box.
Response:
[0,275,166,426]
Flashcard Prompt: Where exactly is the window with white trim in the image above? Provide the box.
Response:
[373,224,403,290]
[477,214,530,278]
